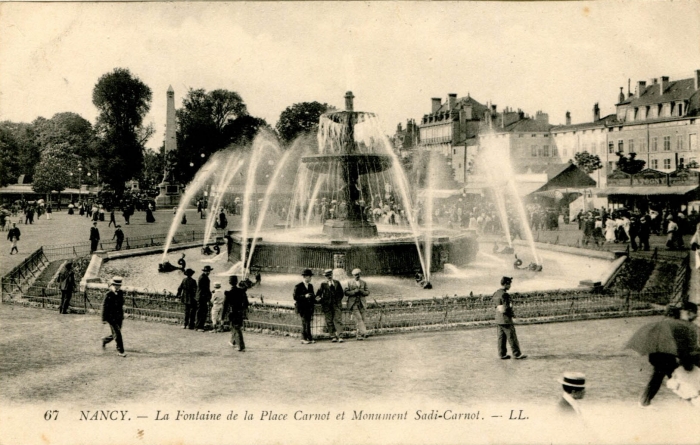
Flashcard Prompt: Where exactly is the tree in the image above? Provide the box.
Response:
[92,68,152,195]
[141,148,165,191]
[573,151,603,174]
[32,143,73,200]
[0,121,40,181]
[616,152,646,174]
[0,126,20,187]
[275,101,332,144]
[174,88,250,183]
[224,115,270,147]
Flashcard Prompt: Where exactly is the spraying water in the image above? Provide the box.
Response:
[202,152,244,247]
[422,150,436,281]
[161,156,221,263]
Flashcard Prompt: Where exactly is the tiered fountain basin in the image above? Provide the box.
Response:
[89,240,620,307]
[228,226,478,276]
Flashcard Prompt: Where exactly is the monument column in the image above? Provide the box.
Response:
[156,85,182,207]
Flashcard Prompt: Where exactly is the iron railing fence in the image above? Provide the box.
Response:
[6,284,665,337]
[1,248,50,299]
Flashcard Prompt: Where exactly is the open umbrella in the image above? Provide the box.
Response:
[625,318,698,357]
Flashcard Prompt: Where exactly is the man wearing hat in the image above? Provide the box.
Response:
[293,269,316,344]
[210,283,225,332]
[112,225,125,251]
[57,261,76,314]
[345,268,370,340]
[101,276,126,357]
[89,221,100,253]
[557,372,586,414]
[493,276,527,360]
[177,268,198,329]
[225,280,250,351]
[316,269,345,342]
[195,265,213,331]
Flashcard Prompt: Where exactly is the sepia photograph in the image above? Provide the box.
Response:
[1,1,700,444]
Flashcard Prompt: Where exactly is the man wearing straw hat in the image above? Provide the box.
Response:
[345,268,370,341]
[317,269,345,343]
[493,276,527,360]
[101,276,127,357]
[557,372,586,414]
[195,265,213,331]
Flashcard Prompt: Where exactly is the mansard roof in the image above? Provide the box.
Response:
[629,78,697,107]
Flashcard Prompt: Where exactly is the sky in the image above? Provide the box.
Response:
[1,1,699,151]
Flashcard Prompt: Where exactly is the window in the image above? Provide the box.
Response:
[608,161,615,171]
[563,148,568,157]
[677,135,684,151]
[640,139,647,152]
[531,146,538,157]
[608,142,614,153]
[651,159,659,169]
[652,137,658,152]
[663,159,671,169]
[518,134,523,138]
[532,134,537,138]
[600,142,606,154]
[618,140,624,153]
[628,139,634,153]
[591,144,596,155]
[581,143,587,153]
[543,145,550,156]
[453,149,456,155]
[552,147,558,156]
[663,136,671,151]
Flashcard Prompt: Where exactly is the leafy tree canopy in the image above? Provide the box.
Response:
[0,121,40,181]
[573,151,603,175]
[32,143,74,194]
[275,101,332,144]
[616,152,646,175]
[92,68,153,195]
[0,126,20,187]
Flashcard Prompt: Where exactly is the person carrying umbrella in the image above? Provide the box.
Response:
[627,302,700,407]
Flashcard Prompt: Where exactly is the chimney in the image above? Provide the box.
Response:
[344,91,354,111]
[636,81,647,98]
[618,87,625,104]
[517,110,524,120]
[652,78,658,84]
[431,98,441,113]
[593,103,600,121]
[565,111,571,126]
[661,76,670,94]
[695,69,700,91]
[397,123,402,133]
[448,93,457,110]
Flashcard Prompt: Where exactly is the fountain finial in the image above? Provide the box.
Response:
[345,91,355,111]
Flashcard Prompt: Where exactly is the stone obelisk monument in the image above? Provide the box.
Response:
[155,85,182,207]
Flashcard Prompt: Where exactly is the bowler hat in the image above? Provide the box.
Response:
[202,265,214,272]
[301,268,314,276]
[237,281,248,289]
[324,269,333,277]
[558,372,586,388]
[501,276,513,285]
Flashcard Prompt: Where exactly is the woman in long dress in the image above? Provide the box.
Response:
[604,218,616,243]
[146,203,156,223]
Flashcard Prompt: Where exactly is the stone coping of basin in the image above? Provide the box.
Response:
[79,239,219,292]
[512,239,616,260]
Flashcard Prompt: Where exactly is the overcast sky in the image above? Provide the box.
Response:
[1,1,699,151]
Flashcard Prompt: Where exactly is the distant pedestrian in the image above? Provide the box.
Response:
[112,225,124,251]
[195,265,213,331]
[101,276,127,357]
[226,280,249,352]
[57,261,76,314]
[89,221,100,253]
[345,268,370,340]
[108,208,117,227]
[557,372,586,414]
[493,276,527,360]
[210,283,225,332]
[293,268,316,344]
[145,203,156,223]
[176,268,197,330]
[122,207,131,225]
[219,208,228,231]
[46,204,52,220]
[316,269,345,342]
[177,253,186,272]
[8,222,20,255]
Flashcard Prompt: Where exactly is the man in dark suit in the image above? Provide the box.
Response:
[195,265,213,331]
[57,261,76,314]
[316,269,345,342]
[89,221,100,253]
[493,276,527,360]
[101,276,126,357]
[293,269,316,344]
[225,280,250,352]
[112,225,125,251]
[177,268,198,329]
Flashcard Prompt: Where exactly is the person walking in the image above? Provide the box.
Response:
[112,225,124,251]
[210,283,225,332]
[145,203,156,223]
[122,206,131,225]
[7,222,20,255]
[345,268,370,340]
[176,268,198,329]
[195,265,213,331]
[316,269,345,342]
[57,261,76,314]
[108,208,117,227]
[46,203,52,220]
[226,280,249,352]
[638,215,651,251]
[293,269,317,344]
[493,276,527,360]
[89,221,100,253]
[101,276,127,357]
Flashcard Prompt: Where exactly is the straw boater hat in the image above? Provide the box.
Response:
[351,268,361,276]
[111,276,123,286]
[324,269,333,277]
[559,372,586,388]
[214,283,221,289]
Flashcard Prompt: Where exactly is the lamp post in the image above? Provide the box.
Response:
[78,163,83,203]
